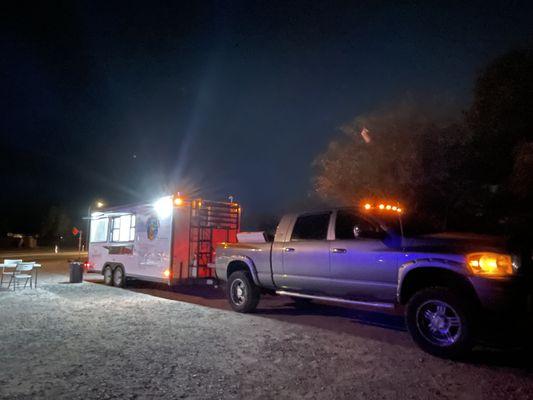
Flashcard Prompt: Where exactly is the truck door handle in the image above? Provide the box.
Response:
[331,248,347,254]
[283,247,295,252]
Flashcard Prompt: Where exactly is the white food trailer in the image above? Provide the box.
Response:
[86,195,240,286]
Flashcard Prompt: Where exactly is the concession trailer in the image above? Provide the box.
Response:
[85,194,240,285]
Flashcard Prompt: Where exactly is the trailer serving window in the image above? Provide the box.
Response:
[111,214,136,242]
[90,218,109,243]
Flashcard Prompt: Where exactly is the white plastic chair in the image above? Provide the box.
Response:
[4,262,35,291]
[1,259,22,287]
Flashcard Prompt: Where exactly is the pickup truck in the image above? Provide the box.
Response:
[215,205,531,358]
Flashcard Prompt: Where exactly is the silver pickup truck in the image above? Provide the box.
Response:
[215,206,531,358]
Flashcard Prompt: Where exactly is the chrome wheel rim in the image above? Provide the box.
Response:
[230,279,246,306]
[416,300,462,347]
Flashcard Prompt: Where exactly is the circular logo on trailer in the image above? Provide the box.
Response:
[146,216,159,240]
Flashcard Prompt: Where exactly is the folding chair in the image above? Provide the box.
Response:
[5,262,35,291]
[1,259,22,287]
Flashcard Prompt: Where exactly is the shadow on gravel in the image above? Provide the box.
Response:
[460,346,533,370]
[254,301,406,331]
[87,278,412,347]
[84,278,533,369]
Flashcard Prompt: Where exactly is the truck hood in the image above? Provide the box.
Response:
[402,232,508,255]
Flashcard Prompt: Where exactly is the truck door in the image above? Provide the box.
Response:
[280,212,332,294]
[329,209,398,302]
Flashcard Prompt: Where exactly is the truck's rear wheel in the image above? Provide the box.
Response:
[406,287,476,359]
[103,266,113,286]
[112,266,126,288]
[227,270,260,313]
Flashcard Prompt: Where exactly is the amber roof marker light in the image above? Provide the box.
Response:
[360,201,404,213]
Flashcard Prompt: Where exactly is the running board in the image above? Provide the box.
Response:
[275,290,395,310]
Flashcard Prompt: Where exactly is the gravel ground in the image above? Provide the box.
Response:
[1,259,533,399]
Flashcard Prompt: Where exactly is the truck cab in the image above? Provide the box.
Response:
[215,203,529,358]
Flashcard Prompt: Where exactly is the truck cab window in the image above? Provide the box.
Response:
[335,210,383,240]
[291,213,330,241]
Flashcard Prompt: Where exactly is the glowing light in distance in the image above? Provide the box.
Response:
[163,269,170,278]
[379,204,385,209]
[174,197,183,206]
[154,196,173,218]
[364,203,371,210]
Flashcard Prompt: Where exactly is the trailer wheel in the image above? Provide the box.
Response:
[227,270,260,313]
[103,266,113,286]
[112,266,126,288]
[406,287,476,359]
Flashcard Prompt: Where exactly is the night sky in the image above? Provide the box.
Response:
[2,1,533,233]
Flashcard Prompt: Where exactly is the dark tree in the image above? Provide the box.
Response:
[313,100,468,231]
[466,47,533,184]
[40,206,72,245]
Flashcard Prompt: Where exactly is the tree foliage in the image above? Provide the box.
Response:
[40,206,71,242]
[314,47,533,233]
[466,48,533,184]
[313,100,469,229]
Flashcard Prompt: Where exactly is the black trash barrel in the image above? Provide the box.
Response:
[69,261,84,283]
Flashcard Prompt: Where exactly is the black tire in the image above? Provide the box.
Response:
[103,265,113,286]
[227,270,260,313]
[290,296,313,307]
[406,287,476,359]
[112,266,126,288]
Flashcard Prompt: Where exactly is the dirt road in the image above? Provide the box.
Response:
[1,256,532,399]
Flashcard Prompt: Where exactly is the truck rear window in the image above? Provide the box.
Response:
[291,213,330,241]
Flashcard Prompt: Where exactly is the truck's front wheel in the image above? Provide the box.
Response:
[406,287,476,359]
[227,270,260,313]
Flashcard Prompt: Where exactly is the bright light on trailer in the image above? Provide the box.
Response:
[153,196,173,218]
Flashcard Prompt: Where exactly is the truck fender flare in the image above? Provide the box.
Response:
[226,256,260,286]
[396,258,465,303]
